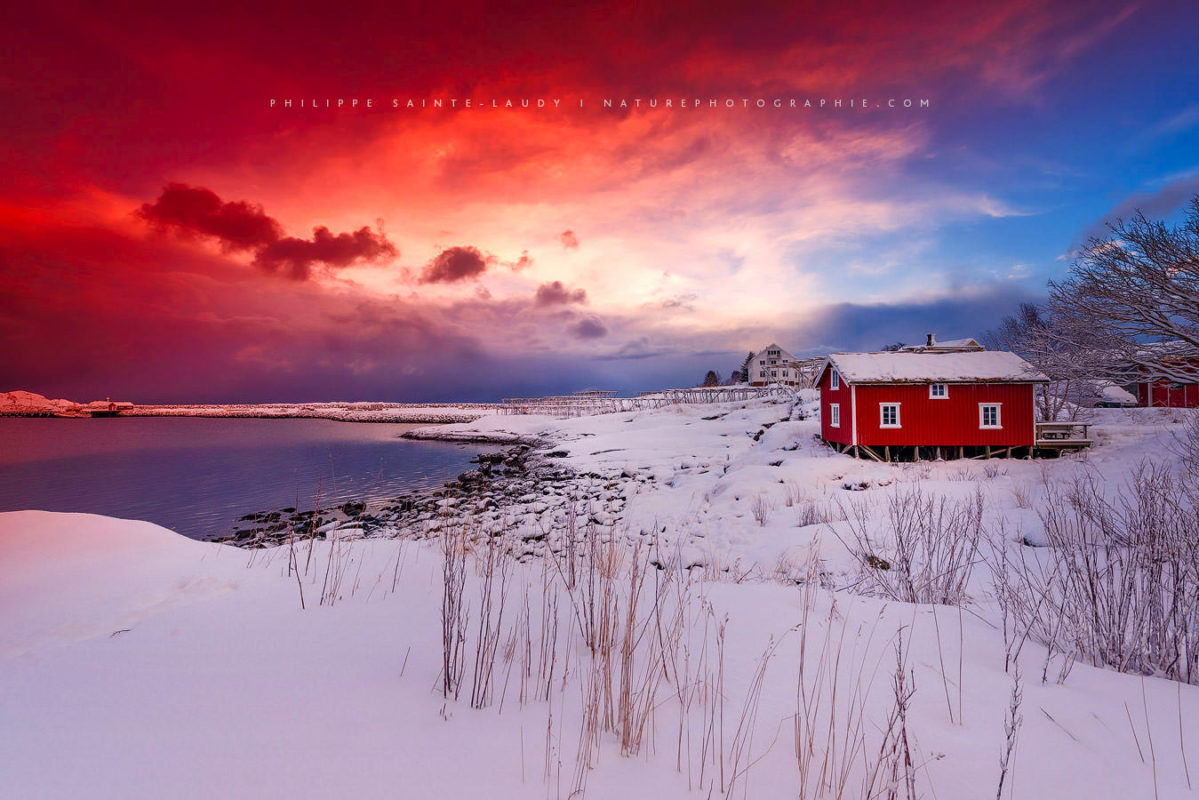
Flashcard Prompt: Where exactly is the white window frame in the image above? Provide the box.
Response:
[979,403,1002,429]
[830,369,840,390]
[880,403,901,428]
[830,403,840,427]
[929,383,948,399]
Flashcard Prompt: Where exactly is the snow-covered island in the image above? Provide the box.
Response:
[0,389,494,423]
[3,394,1198,799]
[0,389,134,417]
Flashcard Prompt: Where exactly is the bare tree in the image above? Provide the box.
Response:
[1050,196,1199,384]
[982,303,1093,421]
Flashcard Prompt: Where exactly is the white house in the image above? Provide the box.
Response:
[749,343,802,386]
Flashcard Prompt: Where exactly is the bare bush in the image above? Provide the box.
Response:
[1171,411,1199,475]
[835,486,985,606]
[994,463,1199,685]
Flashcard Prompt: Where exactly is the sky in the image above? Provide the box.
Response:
[2,0,1198,402]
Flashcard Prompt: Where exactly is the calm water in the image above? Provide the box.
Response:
[0,417,499,540]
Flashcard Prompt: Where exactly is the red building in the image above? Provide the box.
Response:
[816,351,1049,460]
[1131,346,1199,408]
[1138,380,1199,408]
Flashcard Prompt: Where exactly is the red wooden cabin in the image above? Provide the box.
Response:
[816,351,1049,460]
[1138,380,1199,408]
[1132,347,1199,408]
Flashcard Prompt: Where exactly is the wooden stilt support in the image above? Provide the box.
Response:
[884,445,891,462]
[859,445,885,462]
[985,446,991,459]
[958,446,964,459]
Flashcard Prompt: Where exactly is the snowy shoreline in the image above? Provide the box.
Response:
[1,390,497,423]
[125,402,494,424]
[4,399,1198,799]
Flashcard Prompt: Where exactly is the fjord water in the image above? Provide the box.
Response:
[0,417,498,540]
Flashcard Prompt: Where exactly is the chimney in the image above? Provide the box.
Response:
[926,333,936,347]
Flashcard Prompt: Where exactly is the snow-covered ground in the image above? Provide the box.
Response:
[3,397,1198,798]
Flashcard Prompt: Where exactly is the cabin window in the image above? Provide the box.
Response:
[979,403,1001,429]
[759,370,766,378]
[880,403,900,428]
[929,383,948,399]
[771,370,777,377]
[830,404,840,427]
[831,369,840,390]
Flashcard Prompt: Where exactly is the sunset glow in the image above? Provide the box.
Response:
[3,0,1198,400]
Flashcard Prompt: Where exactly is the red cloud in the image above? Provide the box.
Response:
[139,184,281,250]
[420,246,490,283]
[535,281,588,306]
[255,226,397,281]
[138,184,396,280]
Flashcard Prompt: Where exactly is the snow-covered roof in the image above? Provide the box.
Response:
[820,351,1049,384]
[753,343,796,361]
[898,337,984,353]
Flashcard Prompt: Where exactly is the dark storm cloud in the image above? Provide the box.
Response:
[1078,173,1199,243]
[798,284,1041,354]
[535,280,588,306]
[139,183,281,250]
[560,230,579,249]
[139,184,397,280]
[610,337,665,359]
[255,226,397,281]
[420,246,491,283]
[571,315,608,339]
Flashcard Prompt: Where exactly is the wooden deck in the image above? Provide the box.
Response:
[1035,421,1092,449]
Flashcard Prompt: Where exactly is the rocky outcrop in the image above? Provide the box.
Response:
[218,442,641,561]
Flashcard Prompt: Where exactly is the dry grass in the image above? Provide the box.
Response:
[422,503,935,799]
[751,493,774,527]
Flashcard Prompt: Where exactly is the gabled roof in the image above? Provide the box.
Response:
[753,343,796,360]
[899,337,984,353]
[818,351,1049,385]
